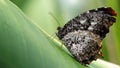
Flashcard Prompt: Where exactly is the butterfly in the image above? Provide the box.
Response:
[56,7,117,65]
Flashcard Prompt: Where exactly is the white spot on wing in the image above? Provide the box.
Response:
[80,19,86,24]
[91,22,97,25]
[95,8,98,11]
[104,7,107,8]
[88,26,93,30]
[87,11,89,13]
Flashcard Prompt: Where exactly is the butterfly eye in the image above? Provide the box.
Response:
[57,26,62,31]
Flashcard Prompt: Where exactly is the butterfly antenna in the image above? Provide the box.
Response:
[48,12,60,39]
[49,12,61,27]
[48,12,64,47]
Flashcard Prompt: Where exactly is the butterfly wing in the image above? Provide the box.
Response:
[56,7,117,65]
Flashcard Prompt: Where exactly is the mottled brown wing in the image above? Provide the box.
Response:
[56,7,117,65]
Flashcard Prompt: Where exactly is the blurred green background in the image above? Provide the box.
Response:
[0,0,120,68]
[10,0,120,65]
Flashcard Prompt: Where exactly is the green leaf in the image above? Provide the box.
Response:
[0,0,120,68]
[0,0,84,68]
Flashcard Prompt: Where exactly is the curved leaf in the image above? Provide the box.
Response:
[0,0,120,68]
